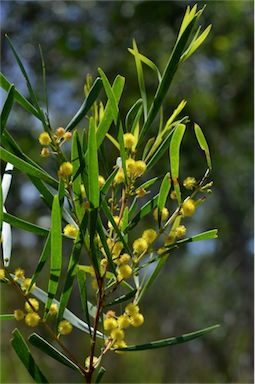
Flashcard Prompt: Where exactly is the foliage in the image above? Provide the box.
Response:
[1,4,221,383]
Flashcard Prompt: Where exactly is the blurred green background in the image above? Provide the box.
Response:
[0,1,253,383]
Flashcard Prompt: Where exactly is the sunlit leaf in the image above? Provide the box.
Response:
[194,123,212,169]
[169,124,186,203]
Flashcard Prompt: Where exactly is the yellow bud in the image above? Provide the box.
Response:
[14,268,25,280]
[133,161,146,177]
[25,312,40,327]
[63,132,72,141]
[114,169,125,184]
[100,258,108,268]
[113,340,127,353]
[58,162,73,177]
[183,177,196,190]
[0,269,5,280]
[98,175,105,188]
[103,317,118,331]
[136,188,146,197]
[110,328,125,342]
[58,320,73,335]
[125,303,139,316]
[170,190,177,200]
[133,238,148,254]
[118,315,130,329]
[181,199,196,217]
[80,184,86,199]
[117,264,132,280]
[130,313,144,327]
[108,216,122,229]
[142,229,157,245]
[153,207,169,221]
[125,158,136,177]
[40,147,50,158]
[119,253,131,264]
[14,309,25,321]
[25,298,39,313]
[123,133,136,149]
[56,127,65,138]
[38,132,51,145]
[21,278,36,293]
[85,356,98,369]
[63,224,78,238]
[49,303,58,316]
[175,225,186,238]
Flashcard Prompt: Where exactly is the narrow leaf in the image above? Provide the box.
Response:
[126,194,159,232]
[169,124,186,203]
[77,270,92,336]
[29,234,51,291]
[0,84,15,136]
[11,328,48,383]
[194,123,212,169]
[88,117,99,208]
[132,39,147,119]
[158,172,171,212]
[66,77,102,131]
[95,367,106,383]
[3,212,49,236]
[105,289,137,308]
[28,333,80,372]
[0,314,15,320]
[116,324,220,351]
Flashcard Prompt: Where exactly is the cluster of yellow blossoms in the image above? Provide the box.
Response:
[103,303,144,351]
[38,128,72,158]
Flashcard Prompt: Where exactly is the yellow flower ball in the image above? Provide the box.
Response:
[38,132,52,145]
[175,225,186,238]
[133,238,148,254]
[25,312,40,327]
[130,313,144,327]
[58,320,73,335]
[0,269,5,280]
[133,160,146,177]
[123,133,136,149]
[108,216,122,229]
[125,303,139,316]
[119,253,131,264]
[59,162,73,177]
[56,127,65,138]
[153,207,169,221]
[40,147,50,158]
[170,190,177,200]
[113,340,127,352]
[14,309,25,321]
[142,229,157,245]
[103,317,118,331]
[183,177,196,190]
[21,278,36,293]
[64,224,78,238]
[14,268,25,280]
[125,158,136,177]
[112,241,123,257]
[25,298,39,313]
[117,264,132,280]
[98,175,105,188]
[49,303,58,316]
[114,169,125,184]
[110,328,125,342]
[117,315,130,329]
[181,199,196,217]
[63,132,72,141]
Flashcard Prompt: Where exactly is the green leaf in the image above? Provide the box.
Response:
[146,128,175,170]
[96,217,116,275]
[44,195,62,317]
[58,213,88,323]
[128,48,161,82]
[0,314,15,320]
[138,10,199,144]
[29,234,51,291]
[77,270,92,336]
[88,117,99,208]
[66,77,102,131]
[95,367,106,383]
[71,131,83,221]
[170,229,218,248]
[3,212,49,236]
[28,333,80,372]
[158,172,171,213]
[116,324,220,351]
[131,39,147,119]
[0,147,59,189]
[97,76,125,148]
[100,168,118,197]
[169,124,186,203]
[181,25,212,63]
[6,36,46,129]
[11,328,48,383]
[0,178,3,234]
[125,99,143,132]
[0,84,15,136]
[105,289,137,308]
[0,73,41,120]
[194,123,212,169]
